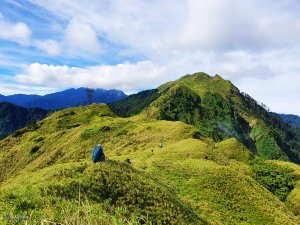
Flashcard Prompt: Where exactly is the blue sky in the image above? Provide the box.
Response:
[0,0,300,115]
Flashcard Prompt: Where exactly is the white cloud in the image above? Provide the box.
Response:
[34,39,60,56]
[26,0,300,53]
[0,76,56,95]
[236,73,300,115]
[15,62,168,93]
[173,0,253,50]
[0,14,31,46]
[0,14,62,56]
[64,19,101,54]
[6,0,300,114]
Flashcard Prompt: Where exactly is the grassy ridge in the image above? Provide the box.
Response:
[1,73,300,224]
[109,72,300,163]
[114,138,298,224]
[0,161,201,224]
[0,103,299,224]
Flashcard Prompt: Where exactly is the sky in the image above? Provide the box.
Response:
[0,0,300,115]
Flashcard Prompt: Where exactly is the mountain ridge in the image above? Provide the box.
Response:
[110,72,300,163]
[0,87,127,110]
[1,103,299,224]
[1,72,300,224]
[280,114,300,128]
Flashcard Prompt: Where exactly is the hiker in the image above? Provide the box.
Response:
[159,137,164,148]
[92,144,105,162]
[160,136,164,149]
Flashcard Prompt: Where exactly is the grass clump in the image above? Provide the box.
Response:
[30,145,41,154]
[80,125,103,140]
[63,203,152,225]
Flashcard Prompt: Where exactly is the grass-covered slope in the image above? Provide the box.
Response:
[110,72,300,163]
[0,161,200,224]
[1,103,299,224]
[0,104,200,182]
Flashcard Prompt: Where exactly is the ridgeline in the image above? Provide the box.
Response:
[0,73,299,224]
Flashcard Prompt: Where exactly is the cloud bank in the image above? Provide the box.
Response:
[1,0,300,114]
[16,62,168,92]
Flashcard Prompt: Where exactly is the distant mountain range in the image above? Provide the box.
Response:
[0,88,126,139]
[279,114,300,128]
[0,88,127,110]
[0,102,49,139]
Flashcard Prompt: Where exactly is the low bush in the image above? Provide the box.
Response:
[251,160,296,201]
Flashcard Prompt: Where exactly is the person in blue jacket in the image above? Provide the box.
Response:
[92,144,105,162]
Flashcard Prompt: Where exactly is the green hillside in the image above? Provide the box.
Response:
[0,103,299,224]
[1,73,300,224]
[0,102,50,139]
[110,72,300,163]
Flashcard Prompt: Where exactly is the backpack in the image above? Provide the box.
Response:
[92,146,105,162]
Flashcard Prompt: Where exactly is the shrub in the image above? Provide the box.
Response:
[27,122,39,131]
[58,111,76,118]
[34,137,44,143]
[66,123,81,129]
[30,145,41,154]
[12,128,28,137]
[80,125,101,139]
[251,160,296,201]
